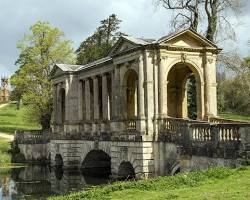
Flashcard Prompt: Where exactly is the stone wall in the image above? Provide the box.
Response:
[18,143,50,162]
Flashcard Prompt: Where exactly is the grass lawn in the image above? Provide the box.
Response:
[219,112,250,121]
[0,137,11,165]
[0,102,41,134]
[49,167,250,200]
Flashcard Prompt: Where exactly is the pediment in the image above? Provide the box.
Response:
[108,36,142,56]
[50,66,65,78]
[159,29,218,49]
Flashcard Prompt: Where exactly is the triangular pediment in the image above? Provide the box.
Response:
[109,36,148,56]
[50,66,65,78]
[159,29,218,49]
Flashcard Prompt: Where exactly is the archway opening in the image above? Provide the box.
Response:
[55,154,63,166]
[81,150,111,177]
[59,88,65,123]
[123,69,138,119]
[187,74,197,119]
[167,63,200,119]
[118,161,135,179]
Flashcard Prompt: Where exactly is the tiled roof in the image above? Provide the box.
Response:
[55,64,82,72]
[122,35,155,45]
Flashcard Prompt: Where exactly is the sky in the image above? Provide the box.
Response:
[0,0,249,77]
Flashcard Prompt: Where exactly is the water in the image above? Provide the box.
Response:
[0,165,110,200]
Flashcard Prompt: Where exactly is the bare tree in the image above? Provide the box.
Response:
[155,0,245,42]
[155,0,201,31]
[204,0,243,42]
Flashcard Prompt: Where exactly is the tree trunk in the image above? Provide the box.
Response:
[41,113,51,131]
[205,0,218,42]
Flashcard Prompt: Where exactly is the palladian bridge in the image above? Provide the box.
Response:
[15,29,250,178]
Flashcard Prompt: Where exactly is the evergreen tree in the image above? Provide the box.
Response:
[76,14,122,65]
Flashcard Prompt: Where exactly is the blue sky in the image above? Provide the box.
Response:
[0,0,249,77]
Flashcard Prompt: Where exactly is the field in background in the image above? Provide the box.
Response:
[219,112,250,121]
[0,102,41,134]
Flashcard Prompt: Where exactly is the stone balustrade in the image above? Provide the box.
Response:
[159,118,250,159]
[15,117,250,160]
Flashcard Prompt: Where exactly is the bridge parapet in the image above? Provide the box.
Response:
[159,118,250,159]
[15,130,50,144]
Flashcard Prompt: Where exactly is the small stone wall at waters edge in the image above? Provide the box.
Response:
[14,130,50,163]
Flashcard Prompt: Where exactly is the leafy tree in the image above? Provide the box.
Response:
[11,21,75,130]
[76,14,122,65]
[217,57,250,115]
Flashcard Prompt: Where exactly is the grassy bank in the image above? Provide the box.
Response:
[0,137,11,165]
[49,167,250,200]
[219,112,250,121]
[0,102,41,134]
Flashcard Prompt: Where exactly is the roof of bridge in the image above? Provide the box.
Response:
[51,28,220,78]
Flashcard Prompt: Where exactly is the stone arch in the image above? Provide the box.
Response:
[170,163,181,175]
[118,161,135,179]
[166,60,203,119]
[58,88,66,123]
[55,154,63,166]
[81,150,111,177]
[122,69,139,119]
[166,59,203,83]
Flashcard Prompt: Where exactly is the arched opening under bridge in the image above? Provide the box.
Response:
[81,150,111,177]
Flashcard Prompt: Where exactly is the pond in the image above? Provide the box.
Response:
[0,165,110,200]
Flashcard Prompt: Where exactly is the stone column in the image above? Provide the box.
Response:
[153,52,159,135]
[78,80,83,121]
[113,66,121,118]
[55,84,61,124]
[204,53,217,117]
[111,70,115,119]
[102,74,109,120]
[85,79,91,120]
[138,55,145,118]
[143,52,155,134]
[64,77,70,122]
[158,56,168,117]
[93,76,100,120]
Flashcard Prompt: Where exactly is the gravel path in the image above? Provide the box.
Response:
[0,103,14,141]
[0,103,8,109]
[0,132,14,141]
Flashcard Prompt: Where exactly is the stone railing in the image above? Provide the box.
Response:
[125,119,137,131]
[159,117,207,143]
[159,117,250,158]
[15,130,50,144]
[189,123,241,142]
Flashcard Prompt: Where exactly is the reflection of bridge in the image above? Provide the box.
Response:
[15,29,250,178]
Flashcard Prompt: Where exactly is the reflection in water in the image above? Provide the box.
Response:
[0,165,110,199]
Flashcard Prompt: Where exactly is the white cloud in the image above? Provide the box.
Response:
[0,0,249,77]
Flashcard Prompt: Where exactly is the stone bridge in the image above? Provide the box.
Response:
[16,117,250,178]
[14,29,250,178]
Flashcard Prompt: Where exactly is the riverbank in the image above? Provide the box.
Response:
[48,166,250,200]
[0,137,11,165]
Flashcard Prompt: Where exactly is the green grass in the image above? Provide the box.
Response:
[48,167,250,200]
[219,112,250,121]
[0,137,11,164]
[0,102,41,134]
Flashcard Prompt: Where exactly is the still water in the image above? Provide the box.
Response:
[0,165,110,200]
